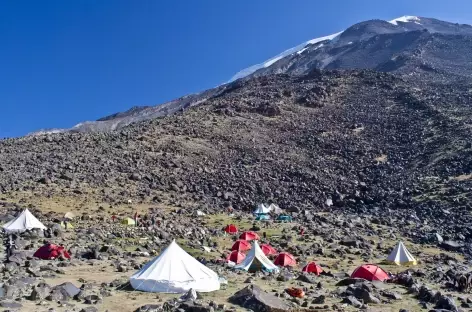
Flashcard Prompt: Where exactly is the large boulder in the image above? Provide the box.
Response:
[229,285,292,312]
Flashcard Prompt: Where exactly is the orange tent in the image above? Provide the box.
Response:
[226,250,246,264]
[302,262,323,275]
[231,240,251,252]
[224,224,238,234]
[260,244,277,256]
[239,231,260,241]
[274,252,297,267]
[351,264,390,281]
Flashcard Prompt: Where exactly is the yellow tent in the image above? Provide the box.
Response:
[60,221,74,229]
[121,217,136,226]
[386,241,417,265]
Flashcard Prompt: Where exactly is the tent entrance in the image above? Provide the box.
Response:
[248,258,264,273]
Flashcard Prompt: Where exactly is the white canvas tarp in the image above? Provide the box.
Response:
[130,240,220,293]
[386,241,417,265]
[235,241,279,272]
[253,204,271,214]
[2,209,47,233]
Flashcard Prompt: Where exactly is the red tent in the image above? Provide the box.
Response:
[302,261,323,275]
[260,244,277,256]
[226,250,246,264]
[274,252,297,267]
[224,224,238,234]
[231,240,251,252]
[239,231,260,241]
[34,244,71,260]
[351,264,390,281]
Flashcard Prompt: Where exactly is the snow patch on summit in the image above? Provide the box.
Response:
[389,16,421,25]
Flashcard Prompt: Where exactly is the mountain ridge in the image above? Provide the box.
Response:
[26,15,472,136]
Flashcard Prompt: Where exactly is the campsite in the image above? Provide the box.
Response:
[0,198,468,312]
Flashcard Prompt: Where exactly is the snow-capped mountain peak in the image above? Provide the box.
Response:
[229,16,422,82]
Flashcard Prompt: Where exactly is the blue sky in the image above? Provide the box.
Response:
[1,0,471,137]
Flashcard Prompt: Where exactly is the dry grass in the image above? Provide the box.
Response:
[374,154,388,163]
[450,173,472,181]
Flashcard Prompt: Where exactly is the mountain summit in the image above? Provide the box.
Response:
[30,16,472,135]
[229,16,472,82]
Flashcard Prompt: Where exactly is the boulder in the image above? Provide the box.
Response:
[342,296,363,308]
[229,285,291,312]
[30,283,52,301]
[435,295,458,312]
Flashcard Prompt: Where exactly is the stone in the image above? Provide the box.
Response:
[435,295,458,312]
[229,285,291,312]
[30,283,52,301]
[381,291,402,300]
[297,273,316,284]
[342,296,363,308]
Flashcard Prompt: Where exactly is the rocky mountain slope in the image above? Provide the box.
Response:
[30,16,472,135]
[2,69,472,241]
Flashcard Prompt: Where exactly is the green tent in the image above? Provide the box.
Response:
[277,215,292,222]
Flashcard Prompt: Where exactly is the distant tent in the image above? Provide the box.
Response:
[195,210,206,217]
[274,252,297,267]
[226,251,246,264]
[351,264,390,281]
[253,204,271,215]
[34,243,71,260]
[121,217,136,226]
[239,231,260,241]
[302,262,323,275]
[268,204,283,214]
[60,221,74,229]
[277,215,292,222]
[255,214,270,221]
[231,240,251,252]
[260,244,277,256]
[64,212,76,220]
[224,224,238,234]
[130,240,220,293]
[2,209,47,233]
[386,242,417,265]
[234,241,279,273]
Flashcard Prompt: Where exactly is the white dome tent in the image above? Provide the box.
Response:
[2,209,47,233]
[130,240,220,293]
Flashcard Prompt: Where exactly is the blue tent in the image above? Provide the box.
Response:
[277,215,292,222]
[255,214,271,221]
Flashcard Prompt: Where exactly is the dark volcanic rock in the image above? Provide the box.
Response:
[229,285,291,312]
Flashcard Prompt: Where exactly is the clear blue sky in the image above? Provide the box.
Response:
[1,0,471,137]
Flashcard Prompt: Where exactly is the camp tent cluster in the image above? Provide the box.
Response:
[227,231,297,270]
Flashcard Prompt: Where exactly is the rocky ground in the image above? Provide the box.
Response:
[0,69,471,311]
[0,199,471,312]
[1,70,471,249]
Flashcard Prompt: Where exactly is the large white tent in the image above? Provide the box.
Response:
[253,204,271,214]
[130,240,220,293]
[386,241,417,265]
[2,209,47,233]
[268,203,283,214]
[235,241,279,272]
